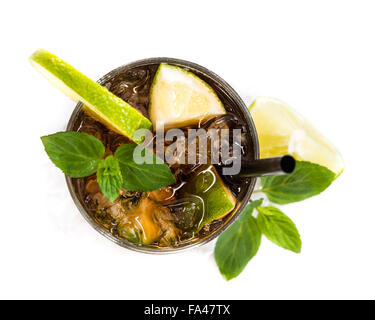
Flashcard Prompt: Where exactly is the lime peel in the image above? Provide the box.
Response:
[183,164,236,231]
[29,49,152,143]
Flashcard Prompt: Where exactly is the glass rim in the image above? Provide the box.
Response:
[65,57,260,254]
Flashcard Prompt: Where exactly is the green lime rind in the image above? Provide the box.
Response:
[183,165,236,231]
[29,49,151,143]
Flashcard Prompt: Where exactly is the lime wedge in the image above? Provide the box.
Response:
[250,97,344,176]
[29,49,151,143]
[149,64,226,130]
[183,165,236,231]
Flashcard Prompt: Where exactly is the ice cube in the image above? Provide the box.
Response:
[167,196,204,231]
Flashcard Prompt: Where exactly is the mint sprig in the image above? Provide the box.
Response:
[215,160,338,280]
[96,155,123,203]
[259,161,335,204]
[215,200,301,280]
[257,206,301,253]
[214,200,263,281]
[115,144,176,192]
[41,132,176,202]
[41,132,105,178]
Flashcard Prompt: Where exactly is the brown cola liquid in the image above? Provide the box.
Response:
[71,64,253,248]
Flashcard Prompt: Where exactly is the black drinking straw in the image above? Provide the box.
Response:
[239,155,296,178]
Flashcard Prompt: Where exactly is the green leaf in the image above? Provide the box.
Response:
[96,156,123,203]
[260,160,335,204]
[41,132,105,178]
[257,206,301,253]
[114,144,176,192]
[214,200,263,281]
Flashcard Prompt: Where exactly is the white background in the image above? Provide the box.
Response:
[0,0,374,300]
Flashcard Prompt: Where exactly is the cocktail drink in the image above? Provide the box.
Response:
[30,50,343,278]
[65,58,259,251]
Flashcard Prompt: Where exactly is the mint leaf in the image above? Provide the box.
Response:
[257,206,301,253]
[41,132,105,178]
[97,156,123,203]
[214,200,263,281]
[114,144,176,192]
[260,160,335,204]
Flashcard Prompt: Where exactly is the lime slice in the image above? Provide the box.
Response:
[250,97,344,176]
[183,165,236,231]
[149,64,226,130]
[29,49,151,143]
